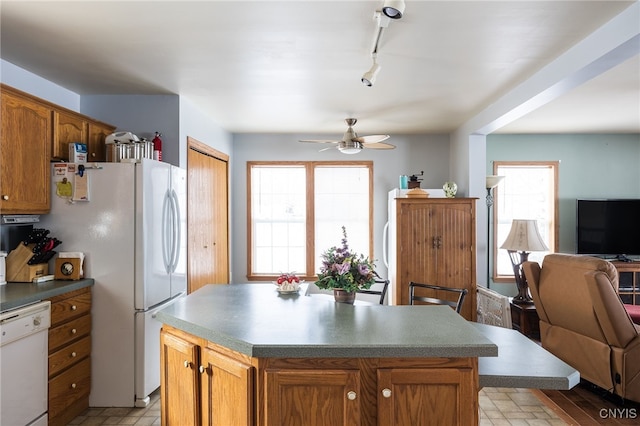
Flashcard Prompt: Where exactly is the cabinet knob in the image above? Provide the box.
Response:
[199,365,206,374]
[382,388,392,398]
[347,391,357,401]
[71,383,77,389]
[71,305,77,311]
[71,351,77,358]
[2,195,8,201]
[91,152,96,158]
[71,328,77,334]
[184,360,191,368]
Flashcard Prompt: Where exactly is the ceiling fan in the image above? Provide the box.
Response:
[299,118,395,154]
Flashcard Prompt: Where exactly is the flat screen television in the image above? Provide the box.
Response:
[576,199,640,260]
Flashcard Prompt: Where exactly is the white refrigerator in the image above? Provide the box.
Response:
[40,158,187,407]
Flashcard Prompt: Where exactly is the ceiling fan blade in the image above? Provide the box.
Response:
[299,139,340,144]
[319,146,339,152]
[363,142,396,150]
[354,134,390,144]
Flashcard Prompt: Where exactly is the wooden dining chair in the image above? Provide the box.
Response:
[409,282,468,314]
[356,279,390,305]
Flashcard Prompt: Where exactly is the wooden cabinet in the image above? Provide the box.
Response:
[161,327,253,426]
[87,121,115,161]
[161,325,478,426]
[613,261,640,305]
[264,368,361,426]
[0,84,115,214]
[53,110,87,160]
[47,287,92,426]
[53,110,115,162]
[377,366,476,425]
[0,86,52,214]
[389,197,477,320]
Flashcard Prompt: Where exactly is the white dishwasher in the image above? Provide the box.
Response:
[0,300,51,426]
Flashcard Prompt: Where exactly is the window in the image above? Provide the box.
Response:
[493,161,558,281]
[247,161,373,280]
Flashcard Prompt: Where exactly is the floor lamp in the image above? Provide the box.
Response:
[485,176,504,289]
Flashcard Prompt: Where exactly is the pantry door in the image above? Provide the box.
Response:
[187,137,229,293]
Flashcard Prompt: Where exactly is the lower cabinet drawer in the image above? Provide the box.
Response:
[49,314,91,352]
[49,335,91,378]
[48,357,91,419]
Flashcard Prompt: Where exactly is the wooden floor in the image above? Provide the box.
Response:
[535,380,640,425]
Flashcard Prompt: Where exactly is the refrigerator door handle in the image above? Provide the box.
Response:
[161,189,172,274]
[169,189,181,273]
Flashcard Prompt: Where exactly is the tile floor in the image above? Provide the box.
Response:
[68,387,568,425]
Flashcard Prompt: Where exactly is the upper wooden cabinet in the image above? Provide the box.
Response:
[87,121,115,162]
[0,87,52,214]
[0,84,116,214]
[53,110,115,162]
[389,197,477,321]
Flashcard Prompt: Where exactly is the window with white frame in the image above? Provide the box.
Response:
[493,161,558,281]
[247,161,373,280]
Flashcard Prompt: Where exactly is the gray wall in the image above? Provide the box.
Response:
[230,133,450,282]
[487,133,640,294]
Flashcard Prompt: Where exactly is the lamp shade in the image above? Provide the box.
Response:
[500,219,549,252]
[486,175,504,189]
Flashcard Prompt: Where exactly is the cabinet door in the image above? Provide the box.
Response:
[200,347,253,426]
[264,369,361,426]
[377,367,477,426]
[435,202,476,321]
[396,201,439,304]
[53,110,87,160]
[87,122,114,162]
[160,330,200,426]
[0,90,52,214]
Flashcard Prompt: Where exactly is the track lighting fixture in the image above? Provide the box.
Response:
[361,56,381,87]
[382,0,405,19]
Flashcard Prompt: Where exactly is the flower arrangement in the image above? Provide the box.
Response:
[315,226,377,293]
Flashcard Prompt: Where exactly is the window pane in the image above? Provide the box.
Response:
[251,166,306,274]
[314,167,370,272]
[248,161,373,279]
[495,164,556,276]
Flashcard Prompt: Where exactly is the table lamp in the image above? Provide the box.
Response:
[500,219,549,304]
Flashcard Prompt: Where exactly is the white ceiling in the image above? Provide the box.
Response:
[1,1,638,136]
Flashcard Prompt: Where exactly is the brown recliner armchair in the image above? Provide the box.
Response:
[523,253,640,403]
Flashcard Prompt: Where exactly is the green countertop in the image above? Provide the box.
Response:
[156,283,498,359]
[0,278,94,312]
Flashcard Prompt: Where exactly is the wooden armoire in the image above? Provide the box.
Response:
[388,197,477,321]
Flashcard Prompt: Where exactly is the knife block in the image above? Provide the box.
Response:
[6,244,49,282]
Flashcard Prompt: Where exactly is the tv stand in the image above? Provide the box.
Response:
[613,261,640,305]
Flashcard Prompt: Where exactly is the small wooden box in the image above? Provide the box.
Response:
[54,257,82,280]
[6,244,49,282]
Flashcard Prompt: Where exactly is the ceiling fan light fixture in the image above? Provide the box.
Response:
[361,60,381,87]
[339,141,363,154]
[382,0,405,19]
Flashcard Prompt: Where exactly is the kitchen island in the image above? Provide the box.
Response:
[156,284,498,426]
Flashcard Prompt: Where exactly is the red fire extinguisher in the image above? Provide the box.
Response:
[152,132,163,161]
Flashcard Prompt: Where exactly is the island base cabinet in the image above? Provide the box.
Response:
[160,326,479,426]
[264,369,361,426]
[160,327,254,426]
[377,368,477,425]
[201,347,254,425]
[160,331,200,425]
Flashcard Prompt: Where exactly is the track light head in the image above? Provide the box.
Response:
[382,0,405,19]
[361,61,381,87]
